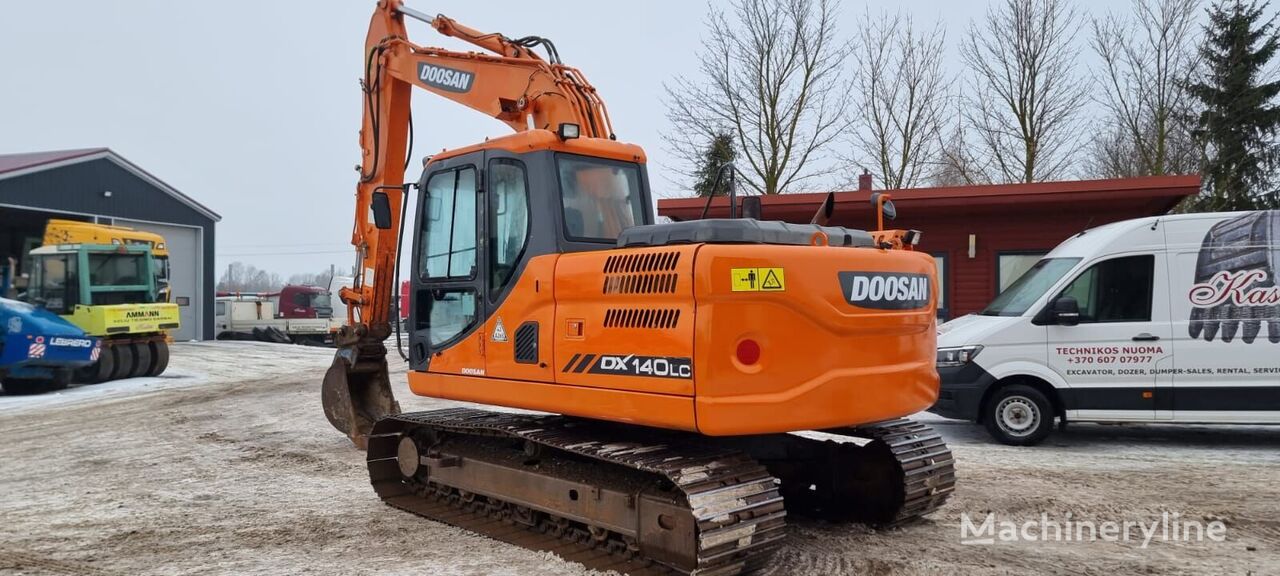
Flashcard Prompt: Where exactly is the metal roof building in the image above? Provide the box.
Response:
[659,175,1202,320]
[0,148,220,340]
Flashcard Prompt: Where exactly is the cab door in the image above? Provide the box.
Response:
[480,151,557,383]
[408,153,487,376]
[1046,253,1173,421]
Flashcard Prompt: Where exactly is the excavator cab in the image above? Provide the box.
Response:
[322,130,653,447]
[404,135,651,371]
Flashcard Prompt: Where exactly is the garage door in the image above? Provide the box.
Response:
[113,219,200,341]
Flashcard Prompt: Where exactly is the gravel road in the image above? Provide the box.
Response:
[1,341,1275,575]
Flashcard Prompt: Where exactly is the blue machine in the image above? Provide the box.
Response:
[0,297,101,394]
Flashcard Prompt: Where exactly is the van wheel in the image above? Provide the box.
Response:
[983,384,1054,446]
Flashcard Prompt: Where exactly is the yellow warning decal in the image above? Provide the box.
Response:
[730,267,786,292]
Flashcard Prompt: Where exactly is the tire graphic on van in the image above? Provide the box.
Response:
[1188,211,1280,343]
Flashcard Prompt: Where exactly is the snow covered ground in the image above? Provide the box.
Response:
[0,341,336,415]
[0,341,1276,575]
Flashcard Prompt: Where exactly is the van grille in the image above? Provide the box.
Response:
[603,308,681,329]
[602,251,680,294]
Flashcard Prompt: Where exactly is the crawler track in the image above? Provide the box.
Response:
[368,409,788,574]
[825,418,957,525]
[367,409,955,575]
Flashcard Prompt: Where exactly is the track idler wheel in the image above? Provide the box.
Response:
[322,344,401,450]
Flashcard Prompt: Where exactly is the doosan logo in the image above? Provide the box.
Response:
[417,63,474,93]
[838,272,931,310]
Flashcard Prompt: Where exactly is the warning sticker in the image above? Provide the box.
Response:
[731,267,786,292]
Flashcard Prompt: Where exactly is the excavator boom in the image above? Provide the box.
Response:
[323,0,617,447]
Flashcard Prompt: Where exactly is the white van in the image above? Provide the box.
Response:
[931,211,1280,445]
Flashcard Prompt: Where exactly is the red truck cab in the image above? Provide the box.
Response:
[275,285,333,319]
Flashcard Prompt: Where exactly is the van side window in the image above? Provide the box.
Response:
[1056,255,1154,323]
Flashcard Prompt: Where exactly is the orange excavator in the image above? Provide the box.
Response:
[322,2,955,573]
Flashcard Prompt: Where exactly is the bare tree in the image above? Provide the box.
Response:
[664,0,852,195]
[846,11,948,190]
[960,0,1089,183]
[933,98,985,186]
[1086,124,1145,179]
[217,262,283,293]
[287,266,339,287]
[1090,0,1202,178]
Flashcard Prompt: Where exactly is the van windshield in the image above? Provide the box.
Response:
[981,258,1081,317]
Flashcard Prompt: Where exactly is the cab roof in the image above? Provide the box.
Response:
[30,244,155,255]
[427,129,646,165]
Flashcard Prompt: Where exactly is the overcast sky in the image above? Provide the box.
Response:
[0,0,1141,278]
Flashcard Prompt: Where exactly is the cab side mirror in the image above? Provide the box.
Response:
[1052,296,1080,326]
[371,191,393,230]
[881,199,897,221]
[870,192,897,231]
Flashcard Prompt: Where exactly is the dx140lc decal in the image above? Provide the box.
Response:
[838,272,931,310]
[562,353,692,379]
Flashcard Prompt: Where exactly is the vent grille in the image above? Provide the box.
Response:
[514,322,538,364]
[603,308,681,329]
[604,251,680,273]
[603,273,679,294]
[602,251,681,295]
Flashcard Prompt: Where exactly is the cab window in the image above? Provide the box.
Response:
[557,154,647,242]
[33,255,78,314]
[489,159,530,297]
[420,167,478,279]
[1055,255,1154,323]
[88,253,147,286]
[422,289,477,346]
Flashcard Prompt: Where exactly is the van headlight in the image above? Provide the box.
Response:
[937,345,983,368]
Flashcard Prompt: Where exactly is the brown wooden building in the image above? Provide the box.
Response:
[657,175,1201,320]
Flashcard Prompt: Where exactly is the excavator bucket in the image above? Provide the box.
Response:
[322,345,400,450]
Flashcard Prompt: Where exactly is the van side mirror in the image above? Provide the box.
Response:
[371,191,393,230]
[1052,296,1080,326]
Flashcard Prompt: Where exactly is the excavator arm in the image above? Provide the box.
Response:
[323,0,613,448]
